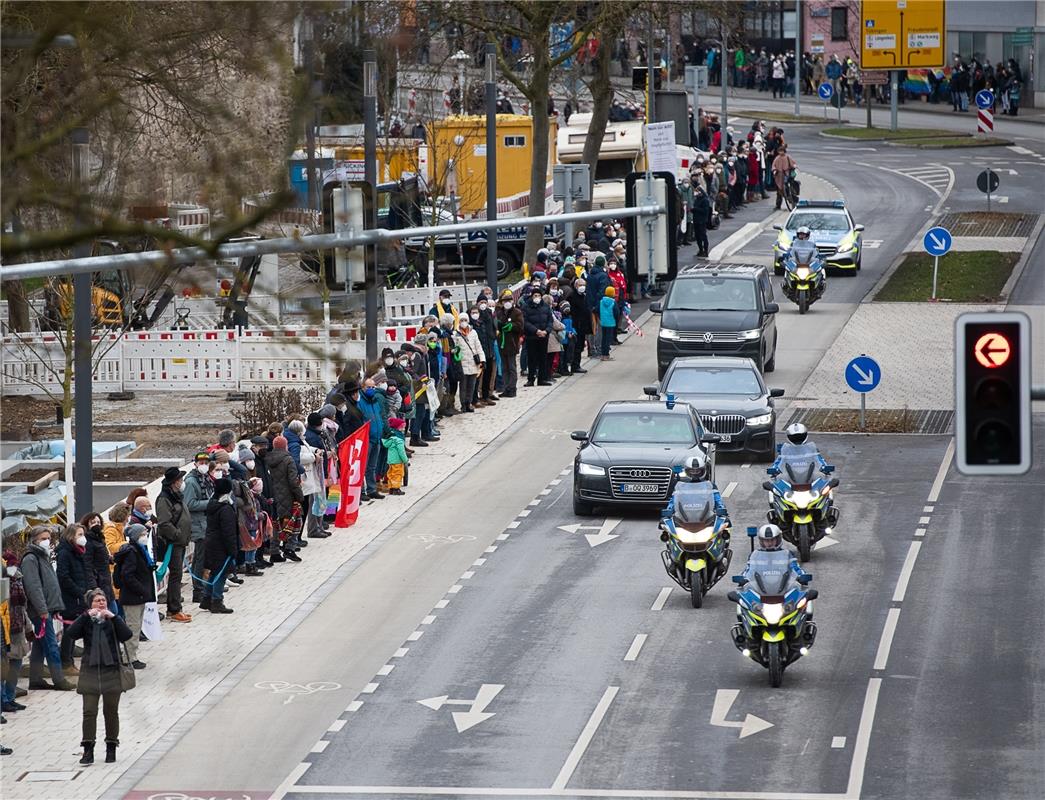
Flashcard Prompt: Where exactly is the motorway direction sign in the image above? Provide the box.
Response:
[845,355,881,393]
[922,226,953,257]
[860,0,945,70]
[975,89,995,110]
[818,82,834,100]
[977,169,1000,195]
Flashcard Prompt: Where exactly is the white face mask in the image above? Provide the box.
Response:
[503,301,513,310]
[379,382,388,391]
[384,357,394,366]
[137,536,149,546]
[576,285,586,294]
[75,535,88,547]
[338,404,348,412]
[197,463,210,474]
[212,469,224,479]
[470,313,480,320]
[244,459,255,470]
[6,565,16,577]
[478,303,488,311]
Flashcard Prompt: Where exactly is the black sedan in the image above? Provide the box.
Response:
[572,399,719,516]
[646,356,783,462]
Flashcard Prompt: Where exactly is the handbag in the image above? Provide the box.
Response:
[118,640,137,690]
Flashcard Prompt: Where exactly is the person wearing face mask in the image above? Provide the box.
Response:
[356,379,388,500]
[2,547,33,713]
[522,286,553,386]
[283,419,308,478]
[113,524,155,668]
[20,526,74,691]
[495,290,524,397]
[333,386,366,439]
[129,496,156,534]
[453,315,485,412]
[473,301,499,405]
[183,452,214,604]
[430,288,460,330]
[691,179,711,257]
[79,512,115,610]
[200,477,239,614]
[568,278,592,371]
[155,468,193,622]
[56,524,90,666]
[265,436,305,560]
[403,338,433,445]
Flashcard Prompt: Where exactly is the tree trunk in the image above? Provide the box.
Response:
[524,65,551,269]
[6,213,31,331]
[576,39,614,214]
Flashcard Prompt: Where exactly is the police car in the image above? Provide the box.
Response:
[571,398,719,516]
[772,199,865,275]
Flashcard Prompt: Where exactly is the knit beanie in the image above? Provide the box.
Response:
[605,286,616,297]
[594,254,606,268]
[273,435,288,450]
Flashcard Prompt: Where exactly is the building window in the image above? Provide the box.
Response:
[831,7,848,42]
[504,135,525,147]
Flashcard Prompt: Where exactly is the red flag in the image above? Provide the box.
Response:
[335,422,370,528]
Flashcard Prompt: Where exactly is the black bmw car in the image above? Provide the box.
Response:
[572,399,720,516]
[647,356,784,462]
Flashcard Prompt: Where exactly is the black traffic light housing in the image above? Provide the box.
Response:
[955,311,1031,475]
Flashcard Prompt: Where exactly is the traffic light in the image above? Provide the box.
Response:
[955,311,1031,475]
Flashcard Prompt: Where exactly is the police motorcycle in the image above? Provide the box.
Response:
[781,227,826,315]
[658,457,732,609]
[763,424,839,562]
[728,524,818,687]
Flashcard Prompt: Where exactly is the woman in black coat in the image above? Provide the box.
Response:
[56,524,89,666]
[80,511,115,604]
[61,588,134,765]
[201,477,239,613]
[112,524,155,669]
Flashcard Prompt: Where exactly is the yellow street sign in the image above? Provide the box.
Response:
[860,0,946,70]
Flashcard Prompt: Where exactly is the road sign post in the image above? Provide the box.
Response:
[976,168,1000,212]
[976,90,995,136]
[845,354,881,431]
[818,82,833,120]
[922,226,953,301]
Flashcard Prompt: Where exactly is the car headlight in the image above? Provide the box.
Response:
[748,412,773,426]
[762,603,784,625]
[836,232,857,253]
[676,525,715,544]
[739,328,761,340]
[578,462,606,476]
[658,328,681,340]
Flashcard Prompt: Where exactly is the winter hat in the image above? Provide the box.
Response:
[212,450,230,465]
[413,332,429,345]
[273,435,288,451]
[125,523,148,541]
[213,477,233,497]
[319,404,337,419]
[605,286,616,297]
[194,451,210,463]
[237,445,254,463]
[389,417,406,430]
[594,254,606,268]
[307,412,324,428]
[163,467,184,484]
[250,436,269,449]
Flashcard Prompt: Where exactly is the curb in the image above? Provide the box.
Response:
[1001,213,1045,302]
[884,138,1015,149]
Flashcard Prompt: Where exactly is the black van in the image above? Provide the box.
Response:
[651,263,779,378]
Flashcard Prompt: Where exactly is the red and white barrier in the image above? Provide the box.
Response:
[977,107,994,134]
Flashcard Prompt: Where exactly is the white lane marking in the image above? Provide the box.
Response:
[506,521,520,529]
[518,510,531,517]
[377,664,395,676]
[473,558,487,566]
[560,468,570,475]
[928,439,954,503]
[1008,145,1035,155]
[448,584,463,594]
[497,533,510,540]
[651,587,673,611]
[846,678,883,799]
[710,689,774,739]
[624,634,648,662]
[550,479,562,486]
[485,545,498,553]
[892,542,922,603]
[832,736,846,749]
[918,516,931,525]
[461,570,475,579]
[311,739,330,754]
[268,762,311,800]
[422,615,437,625]
[393,648,409,658]
[407,630,424,641]
[328,719,347,733]
[346,700,363,712]
[922,506,934,514]
[915,528,926,537]
[552,686,620,790]
[740,463,751,470]
[361,683,379,694]
[278,788,858,797]
[722,481,738,498]
[873,608,902,670]
[435,599,449,609]
[529,499,541,506]
[540,488,552,495]
[863,239,883,248]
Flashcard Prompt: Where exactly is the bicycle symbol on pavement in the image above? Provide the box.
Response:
[408,533,477,550]
[254,681,341,704]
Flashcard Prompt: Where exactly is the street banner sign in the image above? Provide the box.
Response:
[922,226,952,257]
[859,0,945,70]
[845,355,881,393]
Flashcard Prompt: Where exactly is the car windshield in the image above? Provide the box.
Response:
[592,411,695,445]
[667,366,762,396]
[666,277,757,311]
[786,212,850,232]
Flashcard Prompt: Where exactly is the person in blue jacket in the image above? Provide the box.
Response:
[356,379,387,501]
[661,456,728,521]
[598,286,619,359]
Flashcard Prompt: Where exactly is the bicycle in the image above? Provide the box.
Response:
[384,262,423,290]
[782,175,801,211]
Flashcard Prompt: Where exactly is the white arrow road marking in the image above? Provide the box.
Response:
[814,535,840,550]
[993,195,1009,203]
[418,683,504,732]
[710,689,775,739]
[557,518,621,547]
[851,363,876,385]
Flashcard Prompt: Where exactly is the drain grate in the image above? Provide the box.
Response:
[935,212,1037,238]
[785,408,953,434]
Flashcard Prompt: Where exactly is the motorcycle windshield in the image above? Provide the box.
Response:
[672,483,717,526]
[780,454,817,486]
[747,551,793,596]
[790,241,819,265]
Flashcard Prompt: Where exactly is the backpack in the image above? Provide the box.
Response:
[112,554,123,590]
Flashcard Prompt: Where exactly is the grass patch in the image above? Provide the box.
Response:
[874,251,1020,302]
[822,126,962,140]
[891,135,1013,148]
[733,110,828,124]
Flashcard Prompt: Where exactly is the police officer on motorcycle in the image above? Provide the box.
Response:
[770,423,832,475]
[789,226,818,263]
[662,455,728,521]
[738,523,810,586]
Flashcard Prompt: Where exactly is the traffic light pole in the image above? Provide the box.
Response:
[363,51,378,364]
[71,127,93,518]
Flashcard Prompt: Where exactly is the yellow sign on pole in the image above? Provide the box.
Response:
[860,0,946,70]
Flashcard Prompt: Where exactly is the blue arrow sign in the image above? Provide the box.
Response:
[922,226,953,257]
[818,82,834,100]
[845,355,881,393]
[975,89,994,110]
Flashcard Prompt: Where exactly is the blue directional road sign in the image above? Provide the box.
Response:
[845,355,881,393]
[922,226,953,257]
[818,82,834,101]
[975,89,995,110]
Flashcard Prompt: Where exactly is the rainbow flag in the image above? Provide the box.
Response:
[903,69,932,94]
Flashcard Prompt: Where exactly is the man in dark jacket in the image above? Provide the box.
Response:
[155,467,193,623]
[200,478,238,614]
[114,523,156,667]
[182,452,213,603]
[21,525,75,690]
[569,277,592,373]
[496,291,524,397]
[691,181,712,257]
[265,436,305,562]
[521,286,553,386]
[474,300,499,404]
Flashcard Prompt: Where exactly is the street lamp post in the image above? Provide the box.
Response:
[451,49,469,113]
[484,43,498,290]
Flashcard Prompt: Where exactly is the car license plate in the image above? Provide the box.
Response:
[621,483,660,493]
[718,434,732,443]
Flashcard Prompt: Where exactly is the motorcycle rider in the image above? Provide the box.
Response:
[737,523,810,587]
[769,423,831,475]
[788,226,818,264]
[661,455,728,521]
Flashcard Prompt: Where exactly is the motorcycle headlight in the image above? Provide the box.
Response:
[792,490,816,507]
[784,490,795,501]
[796,267,810,280]
[739,328,761,340]
[658,328,681,340]
[577,462,606,476]
[762,603,784,625]
[748,412,773,426]
[676,524,715,544]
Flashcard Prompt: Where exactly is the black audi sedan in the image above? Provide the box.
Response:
[571,398,720,516]
[646,356,784,462]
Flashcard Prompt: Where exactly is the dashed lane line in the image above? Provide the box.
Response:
[623,634,648,662]
[551,686,620,791]
[651,587,673,611]
[722,481,738,498]
[873,608,902,671]
[892,541,922,603]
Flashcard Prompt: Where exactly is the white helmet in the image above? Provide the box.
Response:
[796,226,811,239]
[785,423,809,445]
[756,523,783,551]
[683,455,708,481]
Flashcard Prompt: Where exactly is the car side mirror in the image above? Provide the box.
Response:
[700,433,721,444]
[643,384,659,398]
[765,302,780,314]
[797,575,812,585]
[769,388,784,398]
[772,224,783,231]
[805,589,819,601]
[650,301,663,313]
[829,477,840,488]
[570,430,588,441]
[854,224,865,232]
[727,590,740,602]
[762,480,775,491]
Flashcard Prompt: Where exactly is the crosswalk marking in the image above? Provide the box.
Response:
[863,239,883,249]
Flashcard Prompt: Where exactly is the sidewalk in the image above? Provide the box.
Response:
[0,358,615,800]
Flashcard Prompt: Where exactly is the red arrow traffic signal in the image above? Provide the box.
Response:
[973,332,1011,368]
